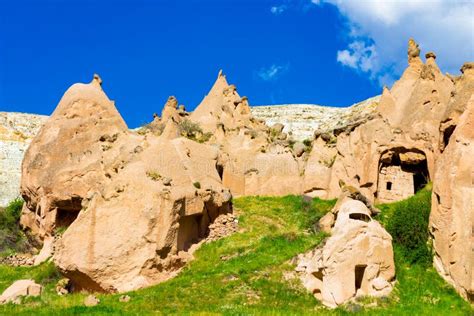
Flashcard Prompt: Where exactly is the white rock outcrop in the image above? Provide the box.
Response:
[251,96,380,141]
[0,112,47,207]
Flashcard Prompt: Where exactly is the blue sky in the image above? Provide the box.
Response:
[1,0,472,128]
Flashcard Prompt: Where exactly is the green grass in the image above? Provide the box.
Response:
[0,193,471,315]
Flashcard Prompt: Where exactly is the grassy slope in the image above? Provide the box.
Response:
[0,193,471,315]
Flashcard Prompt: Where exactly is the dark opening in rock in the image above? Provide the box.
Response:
[349,213,371,222]
[216,163,224,180]
[177,214,204,252]
[355,265,367,292]
[442,125,456,152]
[55,209,80,229]
[377,148,429,202]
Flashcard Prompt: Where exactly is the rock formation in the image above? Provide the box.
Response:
[20,75,128,239]
[20,75,232,293]
[296,192,395,308]
[188,71,305,196]
[302,38,470,203]
[0,279,42,304]
[429,94,474,301]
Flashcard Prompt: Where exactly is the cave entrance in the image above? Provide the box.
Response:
[442,125,456,152]
[355,265,367,292]
[55,209,80,229]
[377,148,429,203]
[177,214,204,252]
[54,196,83,232]
[216,163,224,180]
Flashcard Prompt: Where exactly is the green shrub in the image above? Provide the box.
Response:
[0,198,30,255]
[146,171,162,181]
[378,187,432,265]
[179,120,212,143]
[179,120,203,138]
[193,182,201,189]
[197,132,213,143]
[301,196,336,232]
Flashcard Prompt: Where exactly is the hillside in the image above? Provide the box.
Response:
[0,191,471,315]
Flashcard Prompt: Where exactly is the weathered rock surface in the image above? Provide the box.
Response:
[21,75,233,293]
[0,279,42,304]
[296,193,395,308]
[0,112,47,207]
[189,71,304,197]
[430,95,474,301]
[20,75,128,239]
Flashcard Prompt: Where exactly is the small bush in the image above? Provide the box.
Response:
[301,196,336,232]
[179,120,212,143]
[198,132,213,143]
[179,120,202,138]
[146,171,162,181]
[302,139,312,147]
[288,140,296,149]
[379,187,432,265]
[0,198,30,255]
[193,182,201,189]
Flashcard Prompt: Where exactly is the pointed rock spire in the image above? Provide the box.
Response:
[91,73,103,89]
[407,38,422,67]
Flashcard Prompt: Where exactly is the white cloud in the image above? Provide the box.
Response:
[271,5,287,15]
[257,64,290,81]
[313,0,474,86]
[337,41,377,73]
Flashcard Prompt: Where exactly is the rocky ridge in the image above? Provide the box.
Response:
[0,99,380,207]
[251,95,380,141]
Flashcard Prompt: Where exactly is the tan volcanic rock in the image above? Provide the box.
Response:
[54,136,231,292]
[306,38,465,202]
[0,279,42,304]
[20,75,232,293]
[297,197,395,308]
[161,96,180,122]
[190,71,247,134]
[190,70,302,196]
[439,62,474,152]
[430,95,474,301]
[20,75,128,239]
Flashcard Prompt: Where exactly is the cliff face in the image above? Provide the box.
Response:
[0,112,48,207]
[251,96,380,141]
